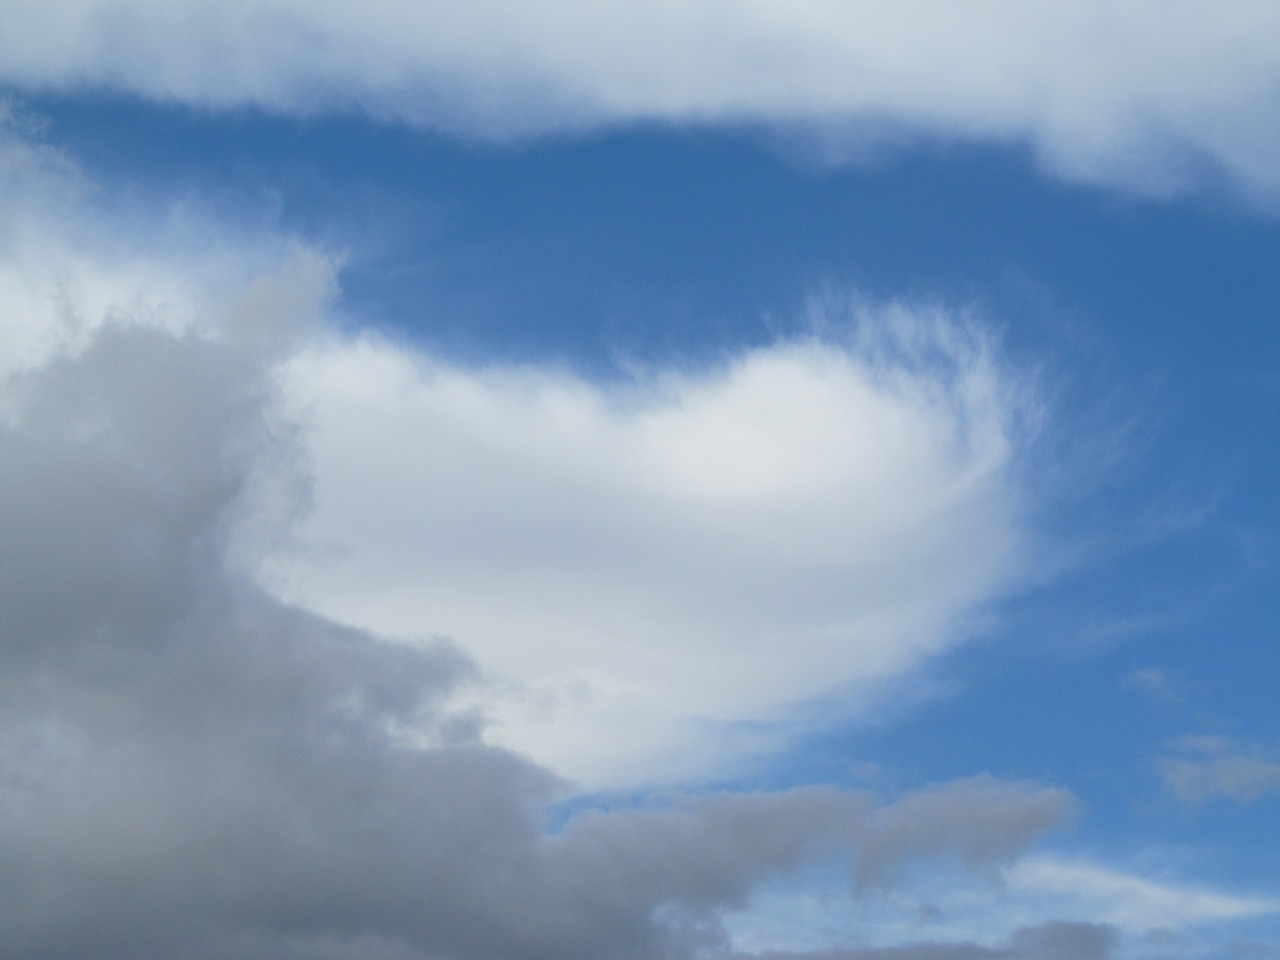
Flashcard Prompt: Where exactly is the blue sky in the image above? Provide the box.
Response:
[1,5,1279,960]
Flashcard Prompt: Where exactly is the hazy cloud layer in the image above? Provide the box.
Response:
[3,2,1280,198]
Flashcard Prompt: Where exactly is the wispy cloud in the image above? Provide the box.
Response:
[1127,667,1181,703]
[1006,857,1280,931]
[1159,736,1280,807]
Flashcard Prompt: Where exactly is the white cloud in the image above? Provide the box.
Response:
[2,2,1280,198]
[263,304,1029,786]
[0,113,318,381]
[1006,857,1280,932]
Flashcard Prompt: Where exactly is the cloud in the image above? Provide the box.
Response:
[1002,921,1119,960]
[2,48,1046,797]
[1127,667,1181,702]
[2,2,1280,198]
[262,301,1031,786]
[1005,857,1280,931]
[0,105,314,378]
[5,85,1276,960]
[722,848,1277,957]
[724,919,1118,959]
[0,120,1083,960]
[1159,736,1280,807]
[854,777,1076,890]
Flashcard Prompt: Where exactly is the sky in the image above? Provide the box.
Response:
[0,3,1278,959]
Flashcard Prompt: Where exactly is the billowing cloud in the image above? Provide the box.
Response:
[2,2,1280,198]
[0,120,1081,960]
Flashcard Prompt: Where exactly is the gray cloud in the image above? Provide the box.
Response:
[1160,736,1280,807]
[724,919,1118,960]
[854,776,1076,888]
[1004,921,1119,960]
[0,259,1078,959]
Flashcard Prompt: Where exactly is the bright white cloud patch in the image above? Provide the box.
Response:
[265,309,1027,785]
[3,2,1280,198]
